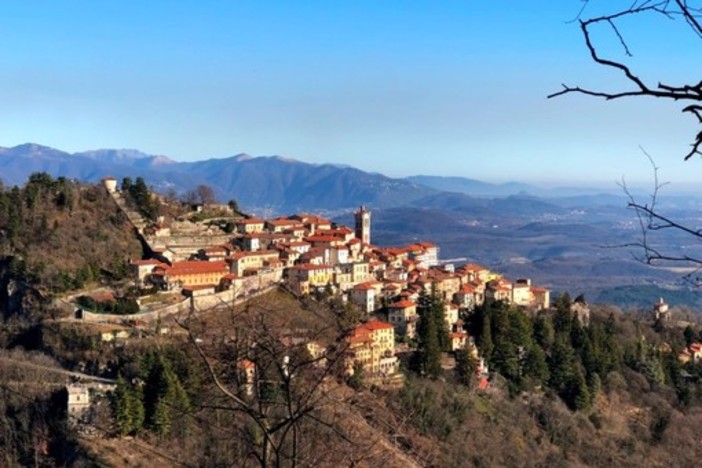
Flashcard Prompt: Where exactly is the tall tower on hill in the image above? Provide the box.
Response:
[354,205,371,245]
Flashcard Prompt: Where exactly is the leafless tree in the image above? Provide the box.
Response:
[550,1,702,282]
[176,297,374,467]
[196,184,216,205]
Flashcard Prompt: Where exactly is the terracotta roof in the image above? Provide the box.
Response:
[236,218,265,225]
[305,235,341,243]
[266,218,302,226]
[316,228,352,236]
[389,300,415,309]
[230,250,280,260]
[359,319,394,331]
[478,377,490,390]
[90,291,116,303]
[281,241,311,248]
[352,281,381,291]
[238,359,256,370]
[165,261,228,277]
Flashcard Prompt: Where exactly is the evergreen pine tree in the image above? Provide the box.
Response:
[571,366,591,411]
[548,337,575,392]
[112,377,134,436]
[128,386,145,434]
[455,348,478,387]
[523,344,549,386]
[416,291,447,378]
[479,314,494,358]
[418,311,442,379]
[553,293,573,337]
[533,314,555,350]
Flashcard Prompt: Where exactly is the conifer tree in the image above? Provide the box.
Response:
[112,377,144,436]
[478,313,494,358]
[523,344,549,386]
[416,290,450,379]
[533,314,555,350]
[455,348,478,387]
[417,307,442,379]
[548,337,575,392]
[113,377,134,436]
[553,293,573,337]
[143,352,191,436]
[570,366,591,411]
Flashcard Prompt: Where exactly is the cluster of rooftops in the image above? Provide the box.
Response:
[128,208,551,326]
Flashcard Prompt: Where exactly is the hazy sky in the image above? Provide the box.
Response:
[0,1,699,187]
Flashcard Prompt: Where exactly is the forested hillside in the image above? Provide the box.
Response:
[0,173,141,302]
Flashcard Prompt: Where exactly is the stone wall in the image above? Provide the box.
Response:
[78,270,283,324]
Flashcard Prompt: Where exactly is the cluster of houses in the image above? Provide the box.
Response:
[126,205,550,382]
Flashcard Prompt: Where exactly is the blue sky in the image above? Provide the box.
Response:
[0,1,699,187]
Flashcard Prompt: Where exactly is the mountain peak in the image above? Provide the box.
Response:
[15,143,57,152]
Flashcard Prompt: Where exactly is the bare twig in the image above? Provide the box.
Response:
[550,1,702,160]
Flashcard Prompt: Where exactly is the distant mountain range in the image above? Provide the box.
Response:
[0,143,442,214]
[0,142,638,215]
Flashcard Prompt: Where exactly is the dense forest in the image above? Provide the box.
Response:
[2,176,702,466]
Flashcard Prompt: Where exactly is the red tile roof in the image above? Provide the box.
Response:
[238,359,256,370]
[305,235,341,243]
[389,300,416,309]
[165,261,228,277]
[230,250,280,260]
[352,281,381,290]
[358,319,394,331]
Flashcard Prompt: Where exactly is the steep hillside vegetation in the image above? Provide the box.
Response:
[0,173,142,318]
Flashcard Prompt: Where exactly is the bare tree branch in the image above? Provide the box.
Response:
[549,1,702,160]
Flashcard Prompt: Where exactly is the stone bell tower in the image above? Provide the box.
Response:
[354,205,371,245]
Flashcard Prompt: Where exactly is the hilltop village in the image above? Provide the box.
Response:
[71,178,552,385]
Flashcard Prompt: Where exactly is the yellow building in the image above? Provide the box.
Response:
[228,250,281,276]
[347,320,398,376]
[286,263,335,295]
[235,218,266,234]
[152,260,230,289]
